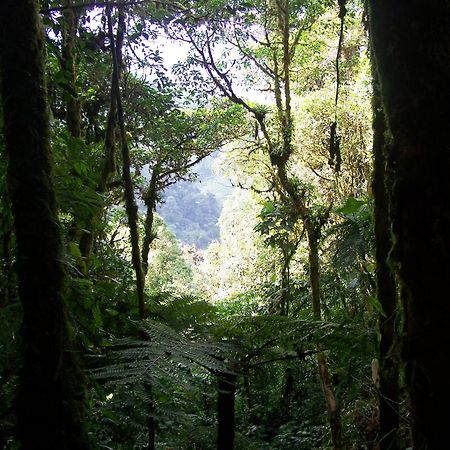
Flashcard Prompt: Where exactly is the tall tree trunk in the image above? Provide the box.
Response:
[107,7,146,320]
[0,198,14,306]
[61,0,81,139]
[369,2,450,448]
[371,61,400,450]
[0,2,89,449]
[106,9,154,449]
[217,372,237,450]
[79,7,125,259]
[142,168,159,276]
[60,0,89,274]
[306,221,342,450]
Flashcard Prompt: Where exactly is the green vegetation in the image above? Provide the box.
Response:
[158,180,221,249]
[1,1,449,449]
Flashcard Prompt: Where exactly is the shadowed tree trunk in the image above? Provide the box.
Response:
[217,372,237,450]
[105,8,155,448]
[102,9,155,450]
[281,367,294,420]
[369,2,450,448]
[79,6,126,259]
[371,61,400,450]
[106,6,146,321]
[0,1,89,449]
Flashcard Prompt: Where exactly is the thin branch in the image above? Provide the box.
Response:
[40,0,187,14]
[242,337,280,363]
[309,166,334,183]
[229,31,275,79]
[248,349,322,368]
[335,0,346,109]
[231,180,273,195]
[159,153,208,179]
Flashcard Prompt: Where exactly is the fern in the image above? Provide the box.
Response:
[330,197,373,271]
[90,318,233,388]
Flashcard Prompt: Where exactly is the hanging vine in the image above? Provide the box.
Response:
[328,0,346,173]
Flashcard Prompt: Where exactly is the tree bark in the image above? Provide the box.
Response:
[79,7,125,259]
[61,0,81,139]
[0,1,89,448]
[306,221,342,450]
[107,7,146,321]
[371,60,400,450]
[142,168,159,276]
[217,372,237,450]
[106,9,155,449]
[369,2,450,448]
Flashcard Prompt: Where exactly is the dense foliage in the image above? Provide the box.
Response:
[1,0,446,449]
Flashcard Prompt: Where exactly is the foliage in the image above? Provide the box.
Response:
[201,189,278,300]
[145,214,202,293]
[158,181,221,249]
[0,1,403,449]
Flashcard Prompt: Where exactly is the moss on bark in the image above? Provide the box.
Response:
[369,1,450,447]
[0,1,89,448]
[371,62,400,450]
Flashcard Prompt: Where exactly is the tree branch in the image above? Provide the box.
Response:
[40,0,187,15]
[248,349,322,368]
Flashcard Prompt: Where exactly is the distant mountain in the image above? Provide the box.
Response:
[157,154,234,249]
[193,154,234,205]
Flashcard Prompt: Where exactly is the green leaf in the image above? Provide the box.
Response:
[93,304,104,329]
[100,407,120,423]
[368,296,386,318]
[106,308,120,317]
[335,197,366,216]
[68,241,82,259]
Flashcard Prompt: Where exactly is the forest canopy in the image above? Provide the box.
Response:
[1,1,450,449]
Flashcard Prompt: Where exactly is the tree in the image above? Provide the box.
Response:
[170,1,344,445]
[371,60,400,449]
[138,100,244,274]
[369,1,450,448]
[0,1,89,448]
[4,0,444,447]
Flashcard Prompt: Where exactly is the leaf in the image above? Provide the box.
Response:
[100,407,120,423]
[368,295,386,318]
[335,197,366,216]
[68,241,82,259]
[93,304,104,329]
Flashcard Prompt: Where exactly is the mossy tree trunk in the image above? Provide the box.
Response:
[61,0,81,139]
[369,2,450,448]
[106,6,146,322]
[0,1,89,449]
[106,8,155,448]
[371,62,400,450]
[142,167,159,276]
[79,6,125,259]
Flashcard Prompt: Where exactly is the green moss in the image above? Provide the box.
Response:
[0,1,90,448]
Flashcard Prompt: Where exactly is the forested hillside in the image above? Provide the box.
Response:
[157,155,233,248]
[1,1,450,449]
